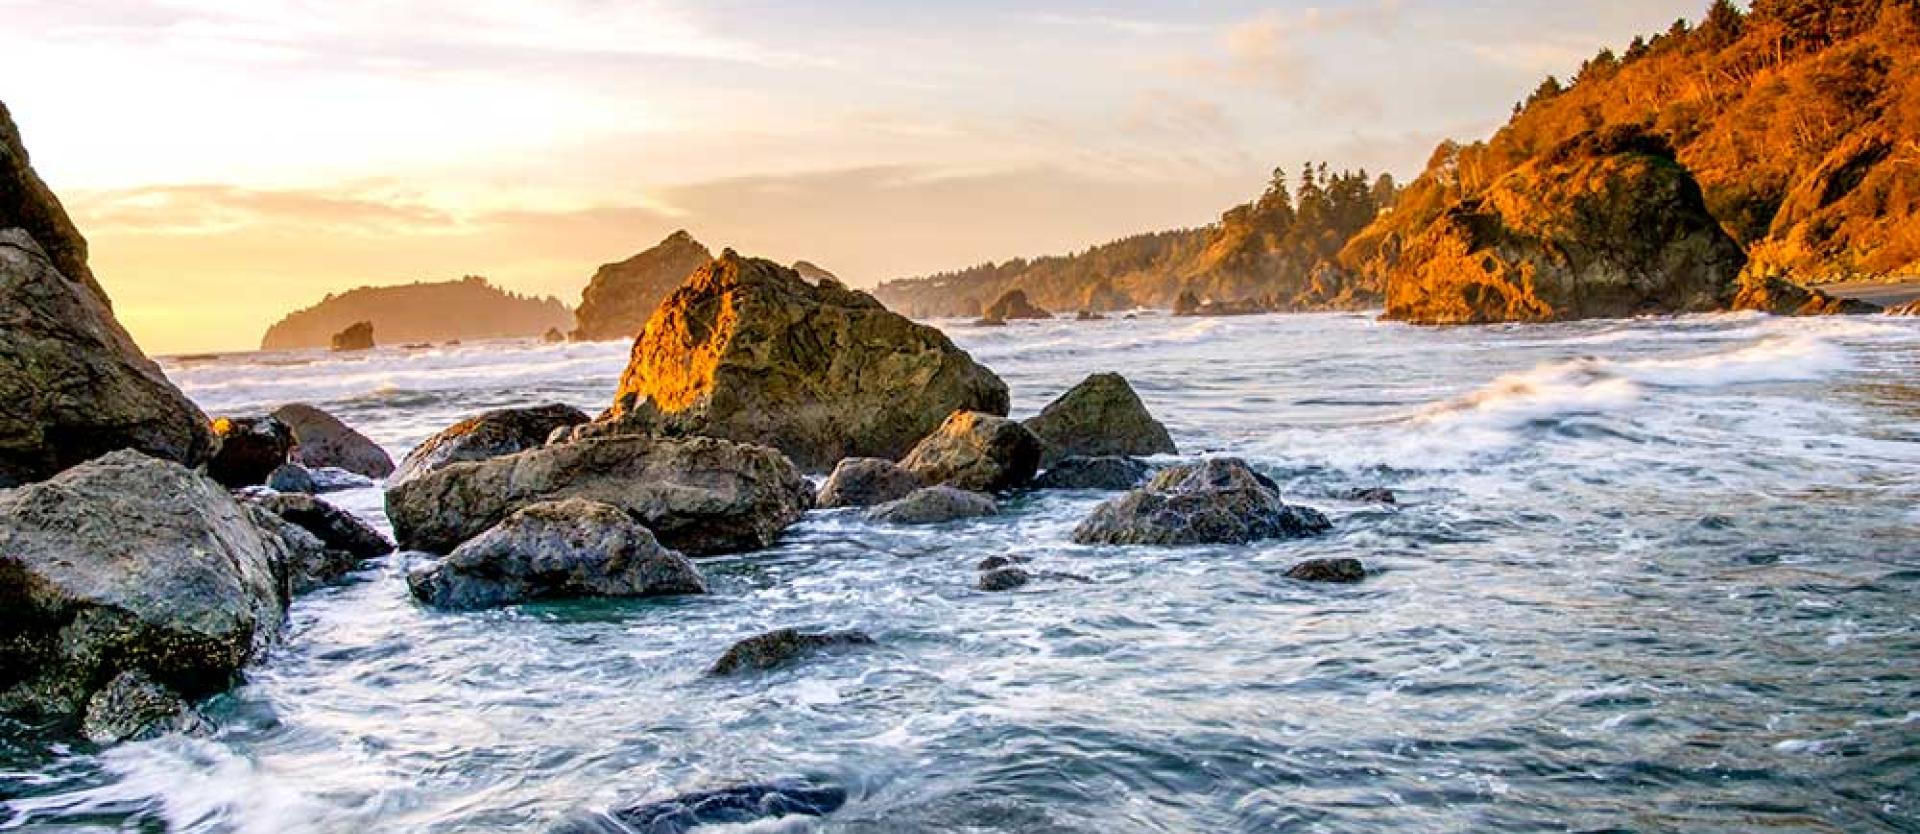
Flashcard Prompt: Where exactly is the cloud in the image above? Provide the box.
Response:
[1021,12,1205,37]
[1175,1,1408,95]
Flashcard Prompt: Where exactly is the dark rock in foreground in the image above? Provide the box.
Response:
[0,451,290,725]
[330,320,375,351]
[552,780,849,834]
[1072,458,1330,546]
[409,499,705,610]
[385,434,811,556]
[815,457,925,508]
[865,485,998,525]
[1033,455,1150,491]
[708,628,875,676]
[977,566,1032,592]
[80,670,212,744]
[208,415,293,488]
[899,411,1042,493]
[1024,373,1175,465]
[271,403,395,478]
[392,403,590,485]
[1285,557,1367,583]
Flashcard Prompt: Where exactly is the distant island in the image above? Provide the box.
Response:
[260,276,571,351]
[881,1,1918,323]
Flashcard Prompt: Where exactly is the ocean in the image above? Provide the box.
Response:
[4,310,1917,832]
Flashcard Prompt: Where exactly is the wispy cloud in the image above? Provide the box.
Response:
[1174,1,1409,95]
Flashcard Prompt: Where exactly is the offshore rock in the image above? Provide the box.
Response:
[571,230,714,342]
[983,288,1052,320]
[708,628,876,676]
[977,566,1032,592]
[1072,457,1331,546]
[1033,456,1151,491]
[270,403,395,479]
[392,403,589,485]
[330,321,375,351]
[865,485,998,525]
[207,415,293,488]
[1285,557,1367,583]
[602,252,1008,471]
[899,411,1042,493]
[816,457,925,508]
[408,499,706,610]
[385,434,811,556]
[1023,373,1176,465]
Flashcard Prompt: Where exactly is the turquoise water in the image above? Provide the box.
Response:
[4,310,1917,833]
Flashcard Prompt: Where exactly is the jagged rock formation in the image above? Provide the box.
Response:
[329,321,374,351]
[1381,128,1748,324]
[599,252,1008,471]
[392,403,589,485]
[1023,373,1176,465]
[407,498,706,610]
[982,289,1052,321]
[262,276,570,350]
[792,260,840,284]
[570,231,713,342]
[0,103,213,487]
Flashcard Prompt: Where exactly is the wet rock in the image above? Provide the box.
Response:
[816,457,925,508]
[599,252,1008,471]
[207,415,293,488]
[0,451,288,724]
[385,434,811,556]
[1071,458,1331,546]
[1033,455,1151,491]
[266,462,317,493]
[246,492,393,560]
[570,230,714,342]
[392,403,590,485]
[330,320,374,351]
[1731,272,1882,316]
[80,670,211,744]
[1074,309,1106,321]
[976,554,1030,572]
[242,504,357,594]
[708,628,876,676]
[983,288,1051,320]
[408,499,706,610]
[552,780,850,834]
[308,466,376,493]
[542,327,566,343]
[1341,487,1398,504]
[1023,374,1176,465]
[270,403,395,479]
[1285,557,1366,583]
[865,485,998,525]
[977,566,1032,592]
[970,317,1008,327]
[899,411,1042,493]
[0,153,215,487]
[1885,299,1920,316]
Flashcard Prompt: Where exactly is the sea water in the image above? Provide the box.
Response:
[3,311,1916,833]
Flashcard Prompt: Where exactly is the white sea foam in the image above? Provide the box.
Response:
[1620,335,1850,387]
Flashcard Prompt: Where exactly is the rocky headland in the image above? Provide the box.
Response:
[261,276,570,350]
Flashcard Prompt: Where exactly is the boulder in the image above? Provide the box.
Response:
[80,670,211,744]
[1,104,215,487]
[1886,299,1920,316]
[1382,127,1746,324]
[330,321,374,351]
[1071,458,1331,546]
[266,462,317,493]
[246,492,392,560]
[815,457,925,508]
[385,434,811,556]
[0,451,288,723]
[1731,272,1881,316]
[270,403,395,479]
[1033,456,1151,491]
[708,628,876,676]
[1074,309,1107,321]
[1285,557,1366,583]
[977,554,1030,572]
[552,781,849,834]
[241,504,357,594]
[392,403,590,485]
[570,230,713,342]
[1022,373,1176,465]
[899,411,1042,493]
[598,252,1008,471]
[983,288,1051,320]
[542,327,566,343]
[1341,487,1398,504]
[865,485,998,525]
[408,499,706,610]
[207,415,293,488]
[977,566,1032,592]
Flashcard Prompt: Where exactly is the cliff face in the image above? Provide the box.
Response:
[570,231,713,342]
[260,276,570,350]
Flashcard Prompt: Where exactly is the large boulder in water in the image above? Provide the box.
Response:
[270,403,394,479]
[899,411,1041,493]
[207,415,293,488]
[1382,127,1746,324]
[815,457,925,508]
[570,230,714,341]
[330,321,374,351]
[391,403,590,485]
[598,251,1008,471]
[0,451,290,724]
[983,288,1051,321]
[0,104,215,488]
[1033,455,1151,491]
[385,434,811,556]
[245,491,392,561]
[1072,457,1330,546]
[708,628,876,676]
[1023,373,1176,465]
[865,485,998,525]
[408,498,706,610]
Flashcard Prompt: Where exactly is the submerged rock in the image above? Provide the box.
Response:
[553,780,850,834]
[976,554,1030,572]
[408,499,706,610]
[392,403,590,485]
[1034,456,1151,491]
[385,434,811,556]
[270,403,395,479]
[1285,557,1366,583]
[570,230,714,342]
[977,566,1032,592]
[1071,458,1330,546]
[330,320,375,351]
[899,411,1042,493]
[1341,487,1398,504]
[0,451,288,724]
[865,485,998,525]
[80,670,212,744]
[983,288,1051,320]
[816,457,925,508]
[708,628,876,676]
[1023,373,1176,465]
[207,415,294,488]
[599,251,1008,471]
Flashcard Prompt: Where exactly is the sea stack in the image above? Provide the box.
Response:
[570,230,713,341]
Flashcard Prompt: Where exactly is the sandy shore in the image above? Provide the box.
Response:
[1820,278,1920,307]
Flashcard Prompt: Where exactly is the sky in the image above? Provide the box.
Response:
[2,0,1702,354]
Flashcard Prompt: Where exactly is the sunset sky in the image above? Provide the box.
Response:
[3,0,1698,354]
